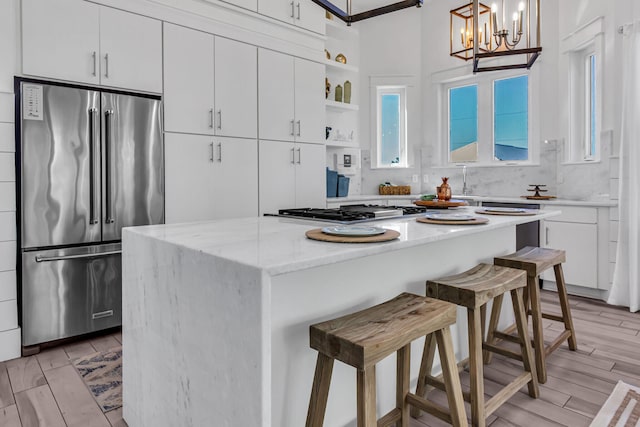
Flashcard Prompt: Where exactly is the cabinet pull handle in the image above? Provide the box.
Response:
[290,119,295,136]
[217,110,222,130]
[92,51,97,77]
[296,120,301,136]
[290,1,295,17]
[296,2,301,19]
[208,108,214,128]
[104,53,109,78]
[209,142,214,162]
[296,147,301,164]
[217,142,222,162]
[290,148,295,164]
[545,227,549,245]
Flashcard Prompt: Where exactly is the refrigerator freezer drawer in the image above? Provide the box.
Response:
[21,243,122,347]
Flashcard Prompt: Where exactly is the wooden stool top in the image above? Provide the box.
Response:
[494,246,566,277]
[426,264,526,309]
[310,293,456,369]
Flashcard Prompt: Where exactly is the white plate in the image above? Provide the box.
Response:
[321,226,387,237]
[482,207,528,213]
[424,213,476,221]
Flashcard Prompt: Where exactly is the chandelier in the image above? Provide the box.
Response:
[450,0,542,72]
[312,0,423,25]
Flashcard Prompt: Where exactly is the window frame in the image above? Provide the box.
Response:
[372,84,409,169]
[438,67,539,166]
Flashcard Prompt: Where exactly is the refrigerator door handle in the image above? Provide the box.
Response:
[88,108,99,225]
[35,250,122,263]
[104,110,115,224]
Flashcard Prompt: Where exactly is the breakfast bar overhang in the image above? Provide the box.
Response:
[121,209,558,427]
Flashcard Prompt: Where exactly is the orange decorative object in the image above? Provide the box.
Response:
[437,177,452,201]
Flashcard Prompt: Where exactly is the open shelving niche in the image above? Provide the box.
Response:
[324,16,361,196]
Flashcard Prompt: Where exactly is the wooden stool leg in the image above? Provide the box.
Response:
[397,344,410,427]
[357,365,376,427]
[306,353,335,427]
[554,264,578,351]
[510,288,539,399]
[435,327,469,427]
[528,274,547,384]
[483,295,503,365]
[411,333,437,418]
[468,307,486,427]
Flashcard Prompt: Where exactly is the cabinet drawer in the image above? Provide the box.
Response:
[542,205,597,223]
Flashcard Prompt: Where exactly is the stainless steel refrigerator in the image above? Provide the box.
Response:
[17,79,164,349]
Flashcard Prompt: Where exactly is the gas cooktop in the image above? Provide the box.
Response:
[272,204,429,223]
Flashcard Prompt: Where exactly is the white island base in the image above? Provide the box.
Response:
[122,211,555,426]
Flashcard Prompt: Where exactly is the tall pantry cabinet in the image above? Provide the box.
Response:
[163,23,259,223]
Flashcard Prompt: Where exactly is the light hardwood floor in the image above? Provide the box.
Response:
[0,291,639,426]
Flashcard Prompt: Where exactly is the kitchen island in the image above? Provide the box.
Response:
[121,208,558,427]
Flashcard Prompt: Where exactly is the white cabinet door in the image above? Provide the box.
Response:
[542,221,598,289]
[213,137,258,219]
[295,0,325,34]
[258,0,295,26]
[294,58,325,144]
[22,0,100,85]
[219,0,257,11]
[258,49,295,142]
[164,24,215,135]
[215,37,257,139]
[165,133,217,224]
[295,142,326,208]
[259,140,296,215]
[99,7,162,93]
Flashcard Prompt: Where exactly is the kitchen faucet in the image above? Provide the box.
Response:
[462,165,468,195]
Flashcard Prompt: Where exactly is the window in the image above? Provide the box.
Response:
[449,85,478,162]
[494,75,528,161]
[443,72,533,165]
[586,54,597,159]
[376,86,407,167]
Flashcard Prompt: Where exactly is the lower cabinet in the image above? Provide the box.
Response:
[165,133,258,223]
[540,205,607,291]
[258,139,325,215]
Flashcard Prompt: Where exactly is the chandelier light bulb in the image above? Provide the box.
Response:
[518,1,525,11]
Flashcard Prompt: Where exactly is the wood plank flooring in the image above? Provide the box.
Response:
[0,331,124,427]
[0,291,638,426]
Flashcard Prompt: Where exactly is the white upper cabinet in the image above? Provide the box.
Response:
[219,0,257,12]
[214,37,258,139]
[164,23,215,135]
[22,0,100,86]
[99,7,162,93]
[258,49,295,142]
[294,57,325,144]
[22,0,162,93]
[258,49,324,144]
[258,0,325,34]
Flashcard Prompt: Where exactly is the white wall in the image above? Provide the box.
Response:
[0,0,22,362]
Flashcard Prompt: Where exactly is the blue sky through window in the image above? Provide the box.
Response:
[590,54,596,157]
[494,75,528,161]
[449,85,478,158]
[381,93,400,164]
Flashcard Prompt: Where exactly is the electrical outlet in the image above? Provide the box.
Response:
[423,175,429,183]
[412,174,419,183]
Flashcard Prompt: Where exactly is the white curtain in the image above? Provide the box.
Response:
[608,20,640,312]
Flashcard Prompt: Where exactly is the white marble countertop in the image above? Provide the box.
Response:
[125,207,559,276]
[328,194,617,207]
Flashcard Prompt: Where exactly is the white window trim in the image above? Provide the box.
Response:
[561,16,604,163]
[369,75,416,169]
[436,67,540,167]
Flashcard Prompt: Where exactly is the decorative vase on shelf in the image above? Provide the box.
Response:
[335,84,343,102]
[343,80,351,104]
[437,177,451,201]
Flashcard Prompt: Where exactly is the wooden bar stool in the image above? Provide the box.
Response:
[306,292,468,427]
[414,264,539,427]
[492,246,577,384]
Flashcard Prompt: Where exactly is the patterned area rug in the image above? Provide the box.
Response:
[591,381,640,426]
[72,346,123,412]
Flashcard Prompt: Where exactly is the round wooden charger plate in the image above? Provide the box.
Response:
[416,217,489,225]
[414,199,469,208]
[305,228,400,243]
[475,209,538,216]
